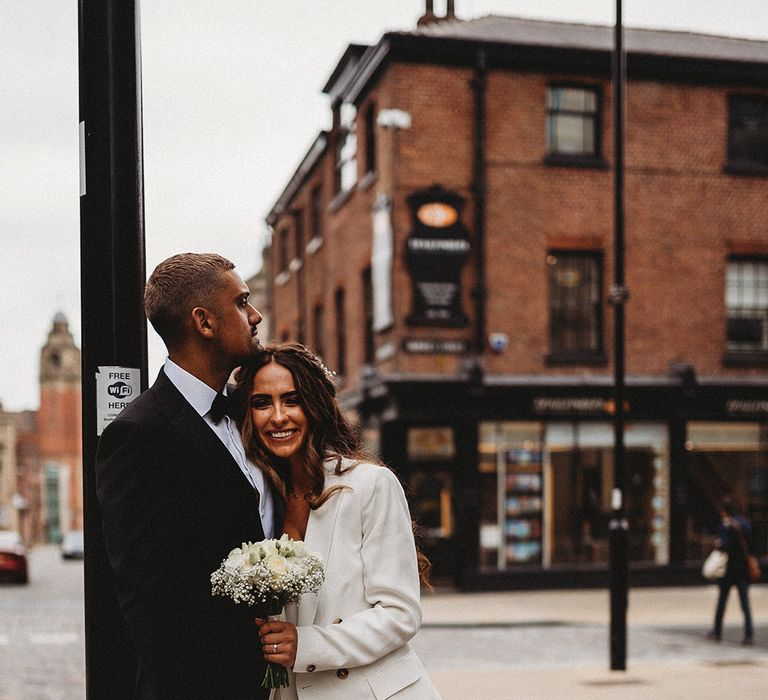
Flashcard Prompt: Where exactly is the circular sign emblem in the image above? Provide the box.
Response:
[416,202,458,228]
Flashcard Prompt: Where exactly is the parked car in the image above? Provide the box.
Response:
[0,530,29,584]
[61,530,84,560]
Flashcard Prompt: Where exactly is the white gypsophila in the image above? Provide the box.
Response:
[211,534,325,608]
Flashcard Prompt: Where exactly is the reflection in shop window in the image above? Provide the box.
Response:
[685,422,768,561]
[407,427,456,461]
[545,423,669,567]
[407,428,456,540]
[409,469,453,539]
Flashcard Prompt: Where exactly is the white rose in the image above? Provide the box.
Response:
[261,541,279,559]
[278,540,295,556]
[241,542,262,565]
[266,554,288,578]
[225,548,246,570]
[290,541,306,558]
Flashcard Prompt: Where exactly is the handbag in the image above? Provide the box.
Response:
[702,549,728,580]
[747,554,761,582]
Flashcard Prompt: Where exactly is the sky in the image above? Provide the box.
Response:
[2,0,768,412]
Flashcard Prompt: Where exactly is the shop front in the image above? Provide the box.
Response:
[477,419,669,574]
[354,376,767,590]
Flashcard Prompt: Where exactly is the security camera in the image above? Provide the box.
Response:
[488,332,509,354]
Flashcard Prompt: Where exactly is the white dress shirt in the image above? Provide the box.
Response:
[164,358,274,538]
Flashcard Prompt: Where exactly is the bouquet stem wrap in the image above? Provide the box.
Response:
[262,599,289,689]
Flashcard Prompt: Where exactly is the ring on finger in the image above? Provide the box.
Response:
[272,643,278,654]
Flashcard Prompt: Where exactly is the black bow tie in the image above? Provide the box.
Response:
[209,391,236,424]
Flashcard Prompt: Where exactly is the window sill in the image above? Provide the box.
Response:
[544,154,609,170]
[329,186,355,213]
[545,352,608,367]
[723,351,768,367]
[359,170,377,192]
[723,161,768,177]
[275,271,290,287]
[306,236,323,255]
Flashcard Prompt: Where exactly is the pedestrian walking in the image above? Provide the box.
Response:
[707,497,757,645]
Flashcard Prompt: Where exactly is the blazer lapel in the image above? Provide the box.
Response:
[297,476,344,626]
[153,369,257,494]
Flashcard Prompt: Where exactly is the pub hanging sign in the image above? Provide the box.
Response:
[405,186,470,327]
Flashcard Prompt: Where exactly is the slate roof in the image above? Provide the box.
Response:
[402,15,768,64]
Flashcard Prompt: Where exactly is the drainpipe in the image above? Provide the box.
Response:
[470,49,487,356]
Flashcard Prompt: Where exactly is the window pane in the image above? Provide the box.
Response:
[727,316,764,345]
[546,86,598,157]
[726,259,768,350]
[728,96,768,166]
[548,87,596,113]
[335,102,358,193]
[550,114,588,154]
[549,253,601,354]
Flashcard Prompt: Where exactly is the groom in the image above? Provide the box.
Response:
[97,253,280,699]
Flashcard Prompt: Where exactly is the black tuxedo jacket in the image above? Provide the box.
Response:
[96,369,284,699]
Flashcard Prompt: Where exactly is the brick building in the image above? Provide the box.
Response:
[0,314,81,545]
[265,11,768,588]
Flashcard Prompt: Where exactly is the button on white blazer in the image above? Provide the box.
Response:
[272,458,441,700]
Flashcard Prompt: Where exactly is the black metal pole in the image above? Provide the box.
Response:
[79,1,147,696]
[609,0,629,672]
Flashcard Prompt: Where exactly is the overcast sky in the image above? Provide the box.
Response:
[2,0,768,412]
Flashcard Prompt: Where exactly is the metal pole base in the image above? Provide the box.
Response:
[609,517,629,670]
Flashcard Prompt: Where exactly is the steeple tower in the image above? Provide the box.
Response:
[40,312,81,384]
[38,312,82,540]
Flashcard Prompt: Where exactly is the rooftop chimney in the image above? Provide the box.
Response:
[417,0,436,27]
[418,0,458,27]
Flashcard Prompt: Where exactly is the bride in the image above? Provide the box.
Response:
[235,342,441,699]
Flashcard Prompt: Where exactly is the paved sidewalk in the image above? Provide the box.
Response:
[416,584,768,699]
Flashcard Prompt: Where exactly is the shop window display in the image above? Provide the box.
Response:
[479,421,669,572]
[479,423,544,570]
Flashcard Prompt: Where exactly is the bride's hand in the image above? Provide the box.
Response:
[256,618,298,669]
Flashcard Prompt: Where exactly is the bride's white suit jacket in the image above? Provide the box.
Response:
[273,459,441,700]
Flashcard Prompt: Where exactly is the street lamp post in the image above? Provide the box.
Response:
[79,1,147,696]
[609,0,630,672]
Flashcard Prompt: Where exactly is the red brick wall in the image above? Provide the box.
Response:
[269,60,768,392]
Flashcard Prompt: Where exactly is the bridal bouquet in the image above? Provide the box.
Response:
[211,535,325,688]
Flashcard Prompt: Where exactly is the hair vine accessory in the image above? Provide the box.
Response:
[318,361,336,381]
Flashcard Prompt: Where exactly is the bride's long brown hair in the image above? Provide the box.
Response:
[235,342,431,588]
